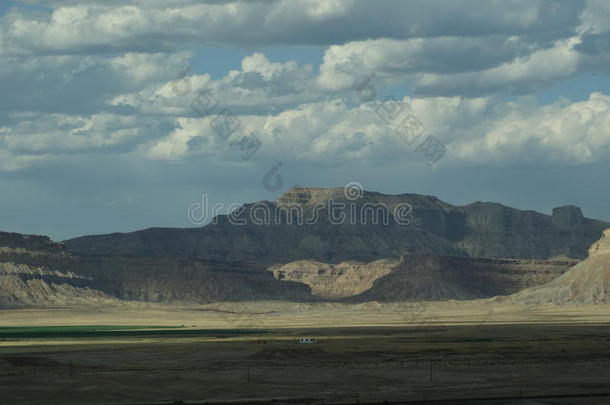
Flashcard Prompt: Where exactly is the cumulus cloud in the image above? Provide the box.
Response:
[0,0,586,55]
[0,51,191,114]
[450,93,610,165]
[411,37,583,96]
[144,98,389,163]
[0,113,167,154]
[111,52,320,116]
[316,36,542,92]
[0,0,605,103]
[1,0,610,173]
[143,92,610,167]
[0,112,173,172]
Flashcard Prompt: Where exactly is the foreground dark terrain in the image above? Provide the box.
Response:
[1,322,610,404]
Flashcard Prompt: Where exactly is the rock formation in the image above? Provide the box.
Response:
[0,231,316,308]
[587,228,610,256]
[507,228,610,304]
[64,187,609,262]
[1,226,581,307]
[270,259,398,299]
[0,262,114,307]
[70,255,315,303]
[271,256,575,302]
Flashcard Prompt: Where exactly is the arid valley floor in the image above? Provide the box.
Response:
[2,303,610,405]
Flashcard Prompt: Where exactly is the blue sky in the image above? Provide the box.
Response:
[192,45,326,79]
[2,0,610,240]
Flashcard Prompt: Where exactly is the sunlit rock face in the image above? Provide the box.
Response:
[507,228,610,305]
[588,228,610,257]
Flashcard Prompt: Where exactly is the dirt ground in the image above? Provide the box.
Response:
[1,302,610,404]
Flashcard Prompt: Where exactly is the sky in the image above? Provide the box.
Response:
[1,0,610,241]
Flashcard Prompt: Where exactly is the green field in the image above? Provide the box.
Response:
[0,325,266,339]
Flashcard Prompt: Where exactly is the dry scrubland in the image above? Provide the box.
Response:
[2,301,610,330]
[1,303,610,404]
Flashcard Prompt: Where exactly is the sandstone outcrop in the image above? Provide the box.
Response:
[507,228,610,304]
[271,256,575,302]
[0,262,114,307]
[0,232,316,307]
[587,228,610,257]
[270,259,397,299]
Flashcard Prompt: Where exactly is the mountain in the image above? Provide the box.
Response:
[507,228,610,305]
[1,226,579,307]
[64,187,609,263]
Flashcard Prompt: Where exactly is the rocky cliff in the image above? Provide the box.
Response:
[70,255,315,303]
[0,234,112,307]
[271,256,576,302]
[0,262,114,308]
[64,187,609,262]
[0,232,316,308]
[0,228,579,307]
[270,259,398,299]
[587,228,610,257]
[507,228,610,304]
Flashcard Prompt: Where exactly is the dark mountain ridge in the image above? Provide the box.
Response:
[64,187,608,263]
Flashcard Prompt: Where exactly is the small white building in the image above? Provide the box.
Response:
[298,338,316,344]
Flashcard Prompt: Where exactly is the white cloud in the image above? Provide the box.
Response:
[1,0,610,174]
[316,36,586,96]
[0,51,191,115]
[143,92,610,167]
[0,112,171,171]
[450,93,610,165]
[0,0,586,55]
[412,37,583,96]
[317,36,537,91]
[112,52,319,116]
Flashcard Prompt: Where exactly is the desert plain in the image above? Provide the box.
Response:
[1,302,610,405]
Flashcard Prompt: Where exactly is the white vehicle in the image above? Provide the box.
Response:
[298,338,316,344]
